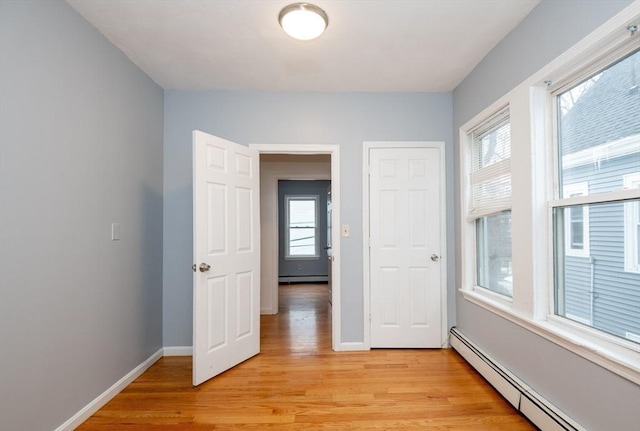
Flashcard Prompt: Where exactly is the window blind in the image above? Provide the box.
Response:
[467,110,511,220]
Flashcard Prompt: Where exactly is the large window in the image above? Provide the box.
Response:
[285,196,319,258]
[552,49,640,343]
[467,110,513,297]
[459,6,640,383]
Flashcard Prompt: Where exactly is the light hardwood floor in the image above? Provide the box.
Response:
[78,284,536,430]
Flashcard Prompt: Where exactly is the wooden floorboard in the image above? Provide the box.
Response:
[77,283,536,430]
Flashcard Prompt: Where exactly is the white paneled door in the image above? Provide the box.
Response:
[192,131,260,386]
[369,147,442,348]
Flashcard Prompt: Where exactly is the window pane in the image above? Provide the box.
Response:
[288,227,316,256]
[468,114,512,218]
[557,49,640,197]
[476,121,511,169]
[476,211,512,297]
[289,200,316,227]
[570,217,584,249]
[554,201,640,343]
[286,197,318,258]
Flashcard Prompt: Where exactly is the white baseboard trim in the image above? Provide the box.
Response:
[55,348,163,431]
[260,308,277,315]
[163,346,193,356]
[335,341,367,351]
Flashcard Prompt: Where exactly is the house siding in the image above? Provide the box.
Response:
[563,153,640,339]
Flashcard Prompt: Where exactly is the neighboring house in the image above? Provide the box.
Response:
[559,50,640,341]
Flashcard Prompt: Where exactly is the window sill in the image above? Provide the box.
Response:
[460,288,640,385]
[565,250,591,259]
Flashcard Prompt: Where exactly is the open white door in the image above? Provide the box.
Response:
[369,147,442,348]
[192,130,260,386]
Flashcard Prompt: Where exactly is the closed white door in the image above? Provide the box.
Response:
[192,130,260,386]
[369,147,442,348]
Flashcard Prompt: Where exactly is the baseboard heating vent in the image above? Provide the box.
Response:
[278,276,328,283]
[449,327,585,431]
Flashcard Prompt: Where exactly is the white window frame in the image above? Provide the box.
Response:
[623,173,640,273]
[562,182,590,257]
[459,3,640,385]
[461,108,513,303]
[464,109,513,299]
[284,195,320,260]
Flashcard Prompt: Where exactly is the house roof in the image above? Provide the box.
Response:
[560,50,640,154]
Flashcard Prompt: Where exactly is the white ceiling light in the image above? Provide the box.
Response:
[278,3,328,41]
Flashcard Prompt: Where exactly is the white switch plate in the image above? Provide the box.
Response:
[341,224,350,237]
[111,223,120,241]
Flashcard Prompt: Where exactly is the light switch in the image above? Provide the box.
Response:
[111,223,120,241]
[341,224,350,237]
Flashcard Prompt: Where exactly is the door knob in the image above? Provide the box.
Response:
[199,263,211,272]
[431,254,440,262]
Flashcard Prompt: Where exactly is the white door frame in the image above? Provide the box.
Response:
[362,141,447,349]
[250,144,341,351]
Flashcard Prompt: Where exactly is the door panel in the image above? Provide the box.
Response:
[370,147,441,348]
[193,130,260,386]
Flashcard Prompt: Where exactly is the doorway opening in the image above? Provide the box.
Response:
[251,145,341,351]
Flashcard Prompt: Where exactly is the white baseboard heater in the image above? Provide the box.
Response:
[449,327,585,431]
[278,276,328,283]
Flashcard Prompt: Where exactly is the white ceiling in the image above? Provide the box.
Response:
[66,0,540,92]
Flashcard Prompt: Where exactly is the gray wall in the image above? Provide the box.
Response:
[278,180,331,279]
[163,91,453,346]
[452,1,640,430]
[0,1,164,430]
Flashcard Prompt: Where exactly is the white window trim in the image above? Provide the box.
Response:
[459,3,640,384]
[284,195,320,260]
[623,172,640,273]
[562,182,590,258]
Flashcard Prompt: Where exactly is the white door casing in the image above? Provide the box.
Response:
[367,144,444,348]
[193,131,260,386]
[327,185,333,305]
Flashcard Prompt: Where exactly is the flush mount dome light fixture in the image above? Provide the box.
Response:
[278,3,328,41]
